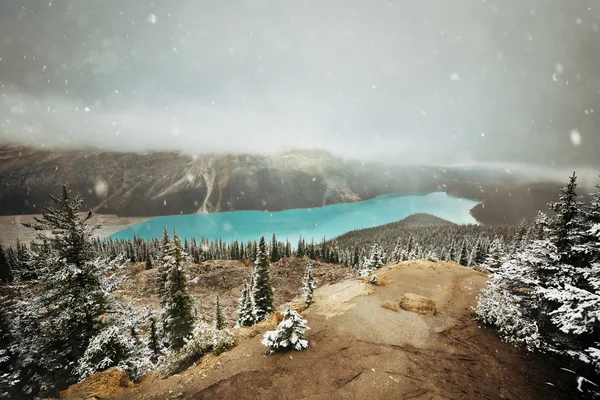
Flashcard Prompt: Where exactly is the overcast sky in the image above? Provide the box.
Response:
[0,0,599,166]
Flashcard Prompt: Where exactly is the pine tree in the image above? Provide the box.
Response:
[157,227,173,301]
[297,237,305,258]
[261,307,309,354]
[366,243,385,269]
[476,173,600,372]
[459,241,469,266]
[236,281,256,327]
[148,316,162,363]
[0,245,12,283]
[214,294,225,330]
[16,186,122,396]
[548,172,585,261]
[470,238,486,266]
[405,236,415,260]
[270,233,279,262]
[392,237,403,263]
[449,242,457,262]
[0,296,18,398]
[145,248,153,270]
[252,236,274,322]
[162,229,194,350]
[301,263,317,305]
[481,238,504,271]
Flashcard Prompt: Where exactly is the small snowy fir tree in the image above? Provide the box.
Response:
[236,281,256,327]
[162,229,195,350]
[76,309,154,382]
[426,250,439,262]
[359,243,385,275]
[301,263,317,305]
[214,294,225,330]
[480,238,504,272]
[261,307,310,355]
[252,236,274,322]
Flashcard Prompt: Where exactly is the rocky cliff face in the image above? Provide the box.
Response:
[0,146,451,216]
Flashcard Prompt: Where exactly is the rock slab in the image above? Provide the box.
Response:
[399,293,436,316]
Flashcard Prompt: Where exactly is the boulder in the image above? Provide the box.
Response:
[60,367,132,400]
[380,300,398,312]
[399,293,436,316]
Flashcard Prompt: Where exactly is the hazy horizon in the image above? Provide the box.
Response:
[1,0,599,167]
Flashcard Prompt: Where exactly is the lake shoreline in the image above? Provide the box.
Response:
[109,192,480,244]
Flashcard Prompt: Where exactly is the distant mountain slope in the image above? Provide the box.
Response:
[0,146,449,216]
[0,145,566,224]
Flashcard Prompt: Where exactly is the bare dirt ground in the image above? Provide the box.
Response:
[0,214,148,247]
[113,260,577,400]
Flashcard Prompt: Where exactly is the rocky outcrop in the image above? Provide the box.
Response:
[399,293,436,316]
[59,367,132,400]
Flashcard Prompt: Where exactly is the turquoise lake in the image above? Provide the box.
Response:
[110,192,480,244]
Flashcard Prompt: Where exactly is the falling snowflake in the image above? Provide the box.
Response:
[570,130,582,147]
[449,72,461,81]
[147,14,157,24]
[94,180,108,197]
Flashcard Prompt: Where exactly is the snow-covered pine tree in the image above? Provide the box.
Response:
[261,307,310,354]
[481,238,504,271]
[470,238,486,267]
[252,236,274,322]
[448,242,457,262]
[148,316,162,363]
[75,306,154,382]
[162,229,195,350]
[368,243,385,269]
[16,186,125,396]
[157,227,174,302]
[548,172,585,263]
[214,294,225,330]
[459,241,470,266]
[301,263,317,305]
[426,250,439,262]
[404,236,415,261]
[236,281,256,327]
[0,296,18,398]
[477,174,600,372]
[392,237,403,263]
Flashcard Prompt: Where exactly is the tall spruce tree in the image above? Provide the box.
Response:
[270,233,279,262]
[157,227,173,302]
[549,172,585,261]
[162,229,194,350]
[252,236,274,322]
[16,186,122,396]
